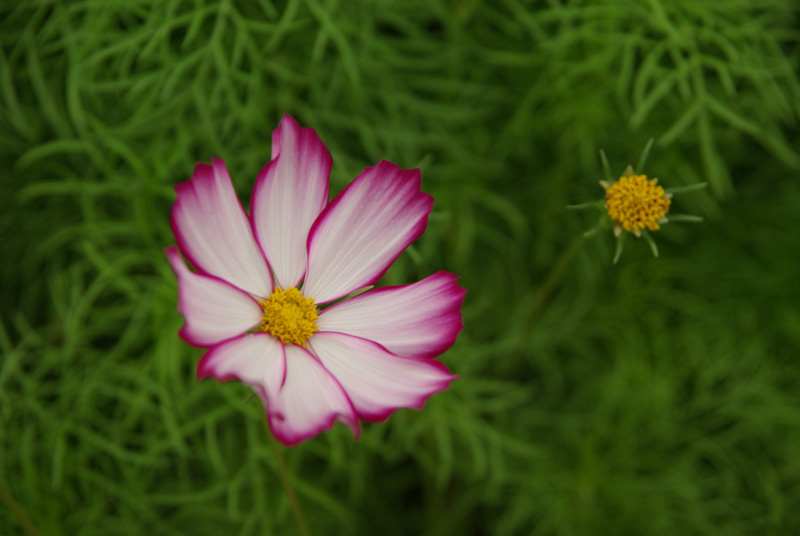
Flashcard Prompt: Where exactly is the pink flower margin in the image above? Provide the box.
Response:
[167,115,465,446]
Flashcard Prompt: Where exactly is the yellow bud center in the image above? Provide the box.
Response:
[605,174,671,232]
[259,287,318,347]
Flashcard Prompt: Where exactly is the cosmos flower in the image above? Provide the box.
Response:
[600,165,672,238]
[166,115,464,446]
[570,143,705,263]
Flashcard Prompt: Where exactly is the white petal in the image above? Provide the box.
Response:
[197,333,285,400]
[268,344,359,446]
[171,158,273,298]
[251,115,331,289]
[309,332,455,421]
[318,271,465,357]
[166,246,264,347]
[303,160,433,304]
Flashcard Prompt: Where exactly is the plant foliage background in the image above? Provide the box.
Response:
[2,1,800,534]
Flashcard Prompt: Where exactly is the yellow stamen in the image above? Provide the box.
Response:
[604,174,671,233]
[259,287,318,347]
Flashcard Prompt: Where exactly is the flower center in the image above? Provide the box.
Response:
[259,287,318,347]
[605,174,671,232]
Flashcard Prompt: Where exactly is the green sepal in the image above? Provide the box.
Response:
[665,182,708,194]
[666,214,704,223]
[317,285,376,310]
[340,286,375,301]
[567,200,605,211]
[599,149,614,182]
[583,226,601,237]
[636,138,655,172]
[643,229,659,258]
[583,212,611,237]
[613,232,626,264]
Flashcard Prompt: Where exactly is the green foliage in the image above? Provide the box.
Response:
[2,0,799,534]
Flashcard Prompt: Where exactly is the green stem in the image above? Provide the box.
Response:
[527,233,590,327]
[0,479,41,536]
[266,418,310,536]
[506,233,591,376]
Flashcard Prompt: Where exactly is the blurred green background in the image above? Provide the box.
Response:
[2,1,800,534]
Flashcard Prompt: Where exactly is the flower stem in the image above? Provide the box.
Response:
[504,233,592,377]
[265,416,310,536]
[528,233,590,326]
[0,479,41,536]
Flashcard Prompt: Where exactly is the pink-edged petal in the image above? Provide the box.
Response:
[268,344,359,446]
[309,332,456,422]
[196,334,357,446]
[166,246,264,347]
[303,160,433,304]
[318,271,465,358]
[171,158,273,298]
[197,333,286,400]
[251,115,331,289]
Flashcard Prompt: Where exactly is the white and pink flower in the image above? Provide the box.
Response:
[166,115,465,446]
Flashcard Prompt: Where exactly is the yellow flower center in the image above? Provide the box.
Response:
[605,174,671,232]
[259,287,318,347]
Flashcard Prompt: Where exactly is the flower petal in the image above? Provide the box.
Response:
[171,158,273,298]
[309,332,456,422]
[166,246,264,347]
[269,344,359,446]
[303,160,433,304]
[318,271,465,357]
[251,115,331,289]
[197,333,285,400]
